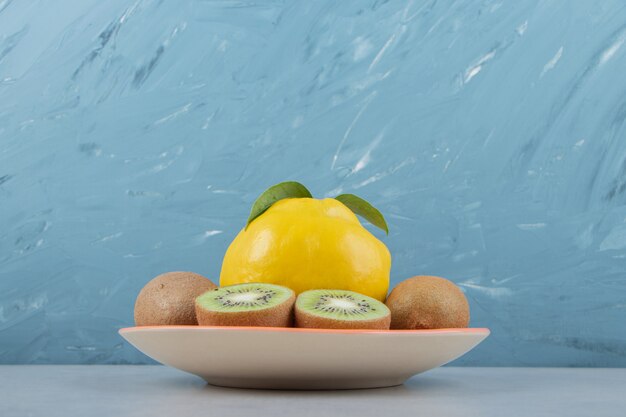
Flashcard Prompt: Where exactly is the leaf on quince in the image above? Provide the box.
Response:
[334,193,389,235]
[245,181,313,229]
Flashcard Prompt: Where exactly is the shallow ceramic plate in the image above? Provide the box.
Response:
[119,326,489,390]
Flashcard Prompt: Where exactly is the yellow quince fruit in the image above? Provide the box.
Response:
[220,182,391,301]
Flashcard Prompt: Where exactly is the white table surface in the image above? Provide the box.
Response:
[1,365,624,417]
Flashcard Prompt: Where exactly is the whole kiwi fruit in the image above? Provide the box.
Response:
[134,271,217,326]
[385,276,469,329]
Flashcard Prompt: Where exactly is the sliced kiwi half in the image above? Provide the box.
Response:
[295,289,391,330]
[195,283,295,327]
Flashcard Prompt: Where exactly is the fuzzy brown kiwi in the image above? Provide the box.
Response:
[295,289,391,330]
[134,271,217,326]
[195,283,295,327]
[385,276,469,329]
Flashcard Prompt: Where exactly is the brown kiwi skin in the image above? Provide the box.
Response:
[385,276,470,330]
[195,288,296,328]
[134,271,217,326]
[295,308,390,330]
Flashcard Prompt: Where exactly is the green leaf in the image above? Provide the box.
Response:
[335,194,389,235]
[245,181,313,229]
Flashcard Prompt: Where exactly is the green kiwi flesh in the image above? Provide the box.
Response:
[134,271,217,326]
[295,289,391,330]
[195,283,295,327]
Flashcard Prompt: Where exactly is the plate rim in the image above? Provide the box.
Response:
[119,325,490,336]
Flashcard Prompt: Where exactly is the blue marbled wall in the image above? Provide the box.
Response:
[1,0,625,366]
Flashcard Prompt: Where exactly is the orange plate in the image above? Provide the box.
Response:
[120,326,490,390]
